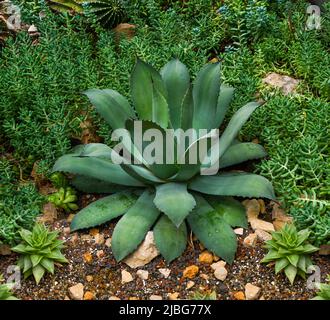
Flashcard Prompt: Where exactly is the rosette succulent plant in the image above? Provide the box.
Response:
[312,275,330,300]
[0,276,18,300]
[48,187,79,212]
[52,58,275,263]
[12,224,68,284]
[261,224,319,284]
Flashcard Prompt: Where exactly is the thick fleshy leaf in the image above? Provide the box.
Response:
[53,155,144,187]
[207,196,248,228]
[180,85,194,130]
[284,265,297,284]
[121,164,164,184]
[261,250,283,263]
[297,256,307,273]
[160,59,191,129]
[131,59,169,128]
[189,172,276,200]
[154,183,196,227]
[40,258,55,274]
[187,195,237,263]
[32,265,46,284]
[192,63,221,130]
[112,191,160,261]
[72,143,123,162]
[153,215,187,262]
[31,255,43,267]
[71,191,138,231]
[275,258,290,274]
[84,89,134,129]
[214,85,235,128]
[218,143,267,169]
[287,254,300,267]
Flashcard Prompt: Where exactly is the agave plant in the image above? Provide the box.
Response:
[52,58,275,264]
[261,224,319,284]
[11,223,68,284]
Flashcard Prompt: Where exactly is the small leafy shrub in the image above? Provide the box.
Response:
[261,224,319,284]
[53,59,275,264]
[312,275,330,300]
[11,223,68,284]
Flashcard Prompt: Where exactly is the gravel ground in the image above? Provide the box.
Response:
[0,217,329,300]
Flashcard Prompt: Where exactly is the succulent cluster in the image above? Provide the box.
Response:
[11,224,68,284]
[0,276,18,300]
[53,59,275,264]
[312,275,330,300]
[261,224,319,284]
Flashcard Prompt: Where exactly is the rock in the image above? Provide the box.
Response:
[198,251,213,264]
[150,295,163,300]
[0,244,11,256]
[63,227,71,236]
[64,296,70,300]
[242,199,260,221]
[245,283,261,300]
[68,283,84,300]
[211,261,226,271]
[136,270,149,280]
[243,233,258,247]
[258,199,266,214]
[250,219,275,232]
[39,202,58,223]
[262,72,299,95]
[168,292,179,300]
[271,202,293,230]
[83,252,93,264]
[255,229,272,242]
[89,228,99,236]
[234,228,244,235]
[105,237,112,247]
[259,295,266,300]
[121,270,134,284]
[94,233,105,245]
[200,273,209,280]
[96,250,105,259]
[186,281,195,289]
[109,296,121,300]
[28,25,38,33]
[183,265,199,279]
[123,231,159,268]
[84,291,94,300]
[319,245,330,255]
[129,297,139,300]
[159,268,171,278]
[214,267,228,281]
[86,275,93,282]
[233,291,245,300]
[70,233,79,244]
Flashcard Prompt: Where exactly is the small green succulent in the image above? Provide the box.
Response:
[190,290,217,300]
[0,282,18,300]
[312,275,330,300]
[11,224,68,284]
[261,224,319,284]
[48,187,79,213]
[49,172,68,189]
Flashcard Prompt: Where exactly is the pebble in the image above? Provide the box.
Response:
[198,251,214,264]
[68,283,84,300]
[255,229,272,242]
[168,292,179,300]
[84,291,94,300]
[63,227,71,236]
[109,296,121,300]
[242,199,260,221]
[250,219,275,232]
[211,261,226,270]
[233,291,245,300]
[86,275,93,282]
[150,295,163,300]
[214,267,228,281]
[186,281,195,289]
[183,265,199,279]
[83,252,93,263]
[89,228,99,236]
[105,237,112,247]
[234,228,244,235]
[159,268,171,278]
[243,233,258,247]
[94,233,105,245]
[245,283,261,300]
[136,270,149,280]
[121,270,134,284]
[70,233,79,244]
[96,250,105,259]
[200,273,209,280]
[81,235,92,242]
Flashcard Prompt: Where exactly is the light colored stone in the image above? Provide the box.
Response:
[258,199,266,214]
[255,229,272,242]
[234,228,244,235]
[28,25,38,33]
[186,281,195,289]
[81,235,92,242]
[123,231,159,268]
[105,237,112,247]
[83,252,93,263]
[84,291,94,300]
[214,266,228,281]
[63,227,71,236]
[243,233,258,247]
[168,292,179,300]
[136,270,149,280]
[250,219,275,232]
[245,283,261,300]
[211,261,226,270]
[200,273,209,280]
[68,283,84,300]
[39,202,58,223]
[64,296,70,300]
[150,295,162,300]
[96,250,105,259]
[70,233,79,244]
[94,233,105,245]
[159,268,171,278]
[109,296,121,300]
[233,291,245,300]
[183,265,199,279]
[121,270,134,284]
[242,199,260,221]
[271,202,293,230]
[86,275,93,282]
[262,72,299,95]
[89,228,99,236]
[198,251,213,264]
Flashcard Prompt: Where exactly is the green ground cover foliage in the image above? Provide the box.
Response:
[0,0,329,245]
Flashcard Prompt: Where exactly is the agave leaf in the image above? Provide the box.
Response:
[160,59,191,129]
[84,89,134,130]
[189,172,275,200]
[192,62,221,130]
[53,155,144,187]
[207,196,248,228]
[218,142,267,169]
[71,191,138,231]
[112,190,160,261]
[187,195,237,263]
[275,258,290,274]
[284,264,297,284]
[32,265,46,285]
[154,183,196,227]
[72,143,122,161]
[214,85,235,128]
[120,164,164,184]
[153,215,187,263]
[131,59,169,128]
